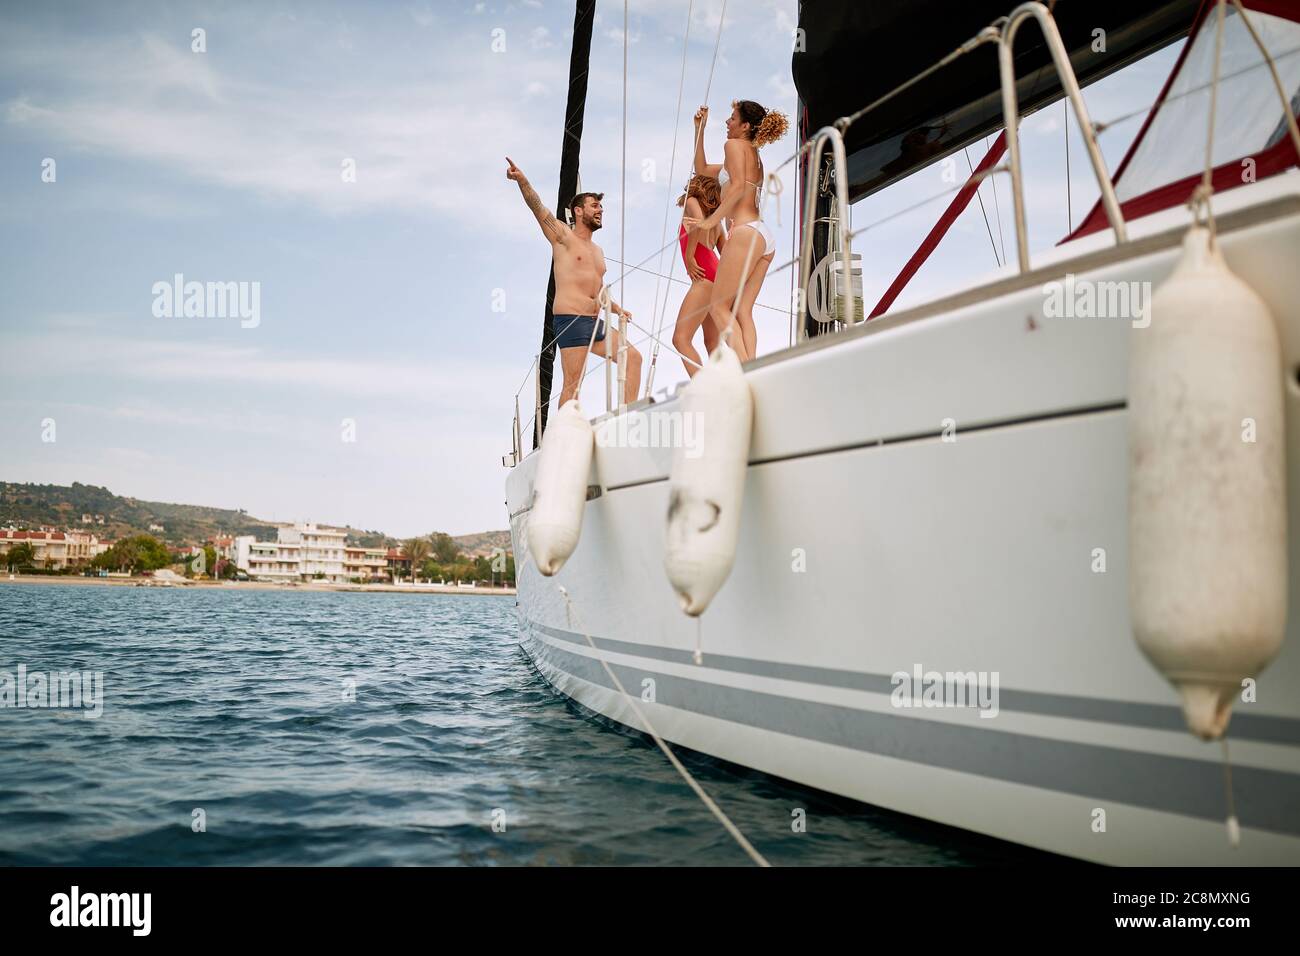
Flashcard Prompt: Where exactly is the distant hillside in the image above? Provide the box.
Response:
[452,530,511,558]
[0,481,502,553]
[0,481,279,545]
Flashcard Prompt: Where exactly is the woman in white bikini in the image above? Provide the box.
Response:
[682,100,788,363]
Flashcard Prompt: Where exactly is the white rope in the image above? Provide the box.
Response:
[1231,0,1300,160]
[618,0,628,410]
[557,585,770,866]
[1190,0,1228,236]
[765,26,1001,180]
[646,0,729,398]
[603,255,790,314]
[762,171,784,227]
[643,0,695,399]
[701,0,727,105]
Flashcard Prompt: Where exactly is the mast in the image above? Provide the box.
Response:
[535,0,596,449]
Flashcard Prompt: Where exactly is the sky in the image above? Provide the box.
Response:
[0,0,1182,537]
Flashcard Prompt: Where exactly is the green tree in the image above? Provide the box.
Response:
[5,542,37,571]
[113,539,140,572]
[90,535,170,573]
[430,532,459,565]
[404,537,431,582]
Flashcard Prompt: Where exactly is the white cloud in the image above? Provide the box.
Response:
[766,69,796,104]
[409,3,437,28]
[605,27,641,46]
[1,26,564,230]
[7,330,516,404]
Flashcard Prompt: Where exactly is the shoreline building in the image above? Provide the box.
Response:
[0,529,108,569]
[234,523,363,583]
[344,546,389,582]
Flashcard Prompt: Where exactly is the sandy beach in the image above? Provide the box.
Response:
[0,574,515,596]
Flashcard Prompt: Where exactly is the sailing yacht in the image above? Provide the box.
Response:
[504,0,1300,864]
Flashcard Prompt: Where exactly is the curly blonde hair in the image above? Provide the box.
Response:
[734,100,789,148]
[676,173,721,213]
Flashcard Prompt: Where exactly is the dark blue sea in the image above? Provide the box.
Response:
[0,583,1052,866]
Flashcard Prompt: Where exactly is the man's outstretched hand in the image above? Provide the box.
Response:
[505,157,526,183]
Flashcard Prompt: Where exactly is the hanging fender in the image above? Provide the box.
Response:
[527,400,594,576]
[1129,224,1288,740]
[664,342,754,616]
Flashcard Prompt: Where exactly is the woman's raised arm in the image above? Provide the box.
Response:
[692,107,722,179]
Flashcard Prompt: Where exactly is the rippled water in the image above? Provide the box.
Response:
[0,583,1054,865]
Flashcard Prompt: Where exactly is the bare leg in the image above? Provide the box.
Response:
[702,311,719,359]
[672,279,713,377]
[709,225,763,363]
[557,345,588,406]
[736,253,772,361]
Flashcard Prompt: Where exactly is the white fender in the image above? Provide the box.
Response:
[1129,225,1288,740]
[527,400,594,576]
[664,342,754,615]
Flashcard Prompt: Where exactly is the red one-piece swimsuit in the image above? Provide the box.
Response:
[679,224,719,282]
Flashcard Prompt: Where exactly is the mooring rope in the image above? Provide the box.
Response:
[557,585,770,866]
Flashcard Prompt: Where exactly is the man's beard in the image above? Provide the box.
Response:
[583,214,602,231]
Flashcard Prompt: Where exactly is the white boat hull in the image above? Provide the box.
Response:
[505,180,1300,865]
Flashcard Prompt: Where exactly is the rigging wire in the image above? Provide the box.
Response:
[766,164,1011,277]
[642,0,696,399]
[986,134,1008,265]
[963,146,1002,267]
[616,0,628,409]
[604,255,789,313]
[1093,43,1300,136]
[646,0,729,398]
[521,4,1300,406]
[1064,99,1072,233]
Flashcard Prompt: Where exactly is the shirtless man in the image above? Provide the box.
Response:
[506,157,641,406]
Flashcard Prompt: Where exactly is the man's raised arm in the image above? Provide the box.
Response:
[505,157,568,246]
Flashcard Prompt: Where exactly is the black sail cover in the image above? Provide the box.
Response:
[793,0,1201,202]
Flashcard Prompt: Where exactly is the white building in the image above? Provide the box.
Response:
[236,523,350,583]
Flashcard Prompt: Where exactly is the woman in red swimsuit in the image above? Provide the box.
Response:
[673,174,725,378]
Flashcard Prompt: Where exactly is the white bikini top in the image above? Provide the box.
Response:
[717,166,761,197]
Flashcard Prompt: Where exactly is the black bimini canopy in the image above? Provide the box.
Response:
[792,0,1201,203]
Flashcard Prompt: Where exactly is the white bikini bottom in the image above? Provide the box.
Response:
[735,218,775,258]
